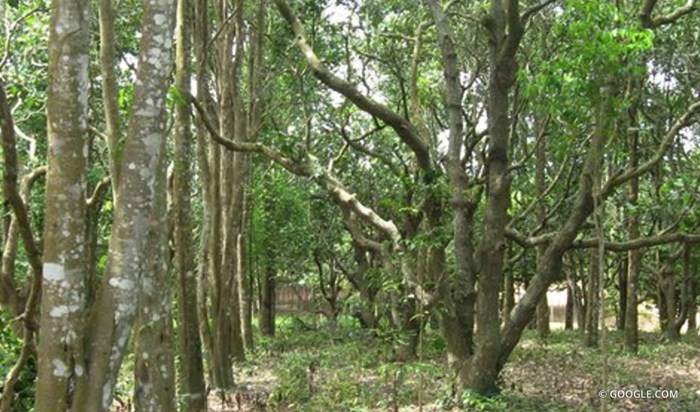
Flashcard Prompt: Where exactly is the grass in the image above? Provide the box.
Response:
[223,316,700,412]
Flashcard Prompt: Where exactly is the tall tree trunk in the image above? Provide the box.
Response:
[193,0,216,389]
[471,0,522,394]
[426,0,477,391]
[73,1,176,409]
[35,1,90,409]
[625,93,642,351]
[535,118,550,340]
[174,0,207,409]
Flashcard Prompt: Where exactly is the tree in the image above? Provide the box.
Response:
[35,1,90,409]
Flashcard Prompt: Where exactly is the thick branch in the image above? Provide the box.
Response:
[324,173,402,250]
[273,0,431,170]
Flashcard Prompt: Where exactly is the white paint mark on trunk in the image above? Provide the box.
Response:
[43,263,65,282]
[52,359,68,377]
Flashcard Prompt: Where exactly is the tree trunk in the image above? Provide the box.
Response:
[688,246,697,333]
[584,248,600,347]
[534,117,550,340]
[470,0,521,394]
[625,98,641,351]
[73,1,176,409]
[536,294,550,339]
[174,0,207,409]
[259,249,277,336]
[133,148,176,412]
[35,1,90,409]
[567,263,586,331]
[565,280,574,330]
[617,259,627,331]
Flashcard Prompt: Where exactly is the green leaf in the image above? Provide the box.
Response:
[8,0,19,8]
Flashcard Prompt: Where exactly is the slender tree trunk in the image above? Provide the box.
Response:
[193,0,216,389]
[617,259,627,331]
[35,1,90,409]
[98,0,121,196]
[174,0,207,409]
[661,263,680,341]
[625,98,641,351]
[259,246,277,336]
[584,249,600,347]
[565,279,574,330]
[688,245,697,333]
[535,119,550,339]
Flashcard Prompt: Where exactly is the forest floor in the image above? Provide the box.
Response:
[194,317,699,411]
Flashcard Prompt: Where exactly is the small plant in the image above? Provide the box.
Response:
[460,390,508,411]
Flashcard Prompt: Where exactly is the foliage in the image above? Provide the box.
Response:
[0,314,36,411]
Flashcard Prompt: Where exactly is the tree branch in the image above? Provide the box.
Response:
[273,0,431,170]
[0,82,43,278]
[601,100,700,198]
[640,0,697,28]
[190,94,310,176]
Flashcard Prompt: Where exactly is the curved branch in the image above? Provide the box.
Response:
[273,0,431,170]
[190,94,310,176]
[639,0,697,28]
[0,82,43,278]
[601,100,700,198]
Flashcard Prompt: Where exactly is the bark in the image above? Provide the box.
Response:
[502,269,515,323]
[208,0,239,390]
[98,0,121,193]
[35,1,90,410]
[133,145,176,412]
[688,245,697,333]
[259,242,276,336]
[679,243,693,334]
[565,280,574,330]
[660,260,680,341]
[426,0,477,390]
[1,167,45,317]
[73,1,176,409]
[273,0,430,169]
[174,0,207,409]
[239,0,266,351]
[193,0,216,390]
[219,0,246,365]
[471,0,523,394]
[0,84,45,412]
[617,259,627,331]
